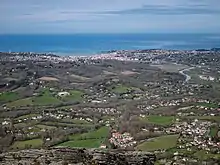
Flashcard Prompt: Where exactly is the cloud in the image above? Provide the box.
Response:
[102,4,220,15]
[0,0,220,33]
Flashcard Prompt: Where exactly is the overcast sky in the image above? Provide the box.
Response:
[0,0,220,34]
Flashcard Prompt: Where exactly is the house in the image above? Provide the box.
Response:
[100,144,107,149]
[58,91,70,97]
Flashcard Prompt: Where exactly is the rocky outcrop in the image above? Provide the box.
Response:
[0,148,156,165]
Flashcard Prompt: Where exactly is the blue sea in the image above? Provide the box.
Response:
[0,33,220,56]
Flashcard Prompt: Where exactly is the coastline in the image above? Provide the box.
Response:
[1,33,220,56]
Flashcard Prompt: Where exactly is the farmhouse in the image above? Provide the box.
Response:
[58,92,70,97]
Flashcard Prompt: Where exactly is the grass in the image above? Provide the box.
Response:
[0,92,20,103]
[137,134,179,151]
[33,96,61,105]
[26,127,41,133]
[14,123,29,128]
[10,139,43,150]
[16,114,39,120]
[196,102,219,108]
[140,115,175,126]
[209,125,219,138]
[194,150,220,161]
[6,98,33,107]
[57,138,104,148]
[186,116,220,122]
[70,74,90,81]
[151,63,189,73]
[110,84,132,94]
[67,126,109,140]
[57,126,109,149]
[33,88,61,105]
[166,148,196,156]
[61,118,91,124]
[68,134,82,140]
[36,124,56,130]
[42,121,93,128]
[79,126,109,139]
[62,90,84,102]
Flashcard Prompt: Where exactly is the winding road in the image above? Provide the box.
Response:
[179,67,195,83]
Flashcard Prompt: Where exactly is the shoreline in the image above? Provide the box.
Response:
[1,47,220,58]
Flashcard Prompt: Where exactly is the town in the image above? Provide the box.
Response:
[0,48,220,164]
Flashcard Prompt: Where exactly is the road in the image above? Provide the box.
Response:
[179,67,194,82]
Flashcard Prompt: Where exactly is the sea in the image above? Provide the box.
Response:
[0,33,220,56]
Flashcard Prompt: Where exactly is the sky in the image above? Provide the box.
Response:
[0,0,220,34]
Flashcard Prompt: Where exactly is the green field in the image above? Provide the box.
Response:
[68,134,82,140]
[110,84,132,94]
[137,134,179,151]
[33,96,61,105]
[16,114,39,120]
[36,124,56,130]
[7,98,33,107]
[62,90,84,102]
[151,63,189,73]
[26,127,41,133]
[61,118,91,125]
[79,126,109,139]
[33,89,61,105]
[57,126,109,148]
[58,139,104,148]
[58,127,109,148]
[0,92,20,103]
[209,125,219,138]
[68,126,109,140]
[3,89,83,107]
[10,139,43,150]
[194,150,220,161]
[196,102,219,108]
[140,115,175,126]
[186,116,220,122]
[42,121,93,128]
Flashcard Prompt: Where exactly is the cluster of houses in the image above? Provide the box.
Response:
[167,120,220,151]
[82,107,119,115]
[109,131,137,149]
[199,75,215,81]
[137,98,218,113]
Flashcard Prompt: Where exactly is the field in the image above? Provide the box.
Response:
[137,134,179,151]
[196,102,219,108]
[61,118,91,125]
[79,126,109,139]
[209,125,219,138]
[6,89,84,107]
[0,92,20,103]
[111,85,131,94]
[109,84,139,94]
[121,70,138,75]
[10,139,43,150]
[185,116,220,122]
[151,63,189,73]
[194,150,220,161]
[57,126,109,148]
[33,89,61,105]
[33,96,61,106]
[39,76,59,81]
[62,90,84,102]
[16,114,39,120]
[36,124,56,130]
[140,115,175,126]
[70,74,90,81]
[58,139,104,148]
[6,98,33,107]
[42,121,93,128]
